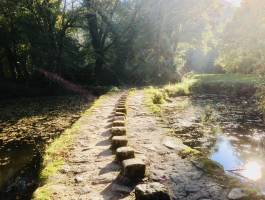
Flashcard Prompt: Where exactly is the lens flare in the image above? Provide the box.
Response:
[241,161,262,181]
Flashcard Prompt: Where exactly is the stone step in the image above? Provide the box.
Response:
[116,147,135,161]
[112,136,128,149]
[116,104,126,108]
[113,120,125,127]
[114,112,126,118]
[116,108,127,114]
[113,116,126,121]
[135,182,171,200]
[111,127,126,136]
[122,158,146,181]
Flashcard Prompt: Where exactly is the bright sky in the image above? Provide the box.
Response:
[225,0,241,6]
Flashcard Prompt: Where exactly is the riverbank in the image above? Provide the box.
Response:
[144,73,265,198]
[0,95,95,199]
[145,73,265,114]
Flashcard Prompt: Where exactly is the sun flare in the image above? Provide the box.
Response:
[241,161,262,181]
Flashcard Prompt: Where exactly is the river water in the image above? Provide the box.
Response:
[166,95,265,194]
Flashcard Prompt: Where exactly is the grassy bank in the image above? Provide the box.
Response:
[144,73,265,115]
[166,73,265,97]
[32,95,108,200]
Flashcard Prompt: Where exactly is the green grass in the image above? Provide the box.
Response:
[144,87,166,115]
[187,74,264,95]
[165,73,265,97]
[144,73,265,115]
[32,95,108,200]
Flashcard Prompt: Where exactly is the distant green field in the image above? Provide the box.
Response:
[190,74,264,85]
[165,74,265,97]
[146,73,265,115]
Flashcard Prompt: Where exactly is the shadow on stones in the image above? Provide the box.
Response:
[96,139,111,146]
[99,160,120,175]
[101,130,110,137]
[105,124,112,128]
[98,149,113,157]
[100,173,138,200]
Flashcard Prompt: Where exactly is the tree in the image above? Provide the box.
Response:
[218,0,265,74]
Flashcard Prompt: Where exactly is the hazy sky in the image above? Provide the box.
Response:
[225,0,241,6]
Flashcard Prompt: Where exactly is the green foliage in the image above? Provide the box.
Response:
[152,90,166,104]
[144,87,165,115]
[217,0,265,74]
[109,86,120,93]
[0,0,262,88]
[164,73,264,97]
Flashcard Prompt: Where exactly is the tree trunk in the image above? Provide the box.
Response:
[95,53,104,83]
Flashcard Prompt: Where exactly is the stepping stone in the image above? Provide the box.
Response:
[117,106,126,110]
[115,112,126,118]
[113,120,125,127]
[113,116,126,121]
[122,158,146,181]
[117,103,126,107]
[116,147,135,161]
[112,136,128,149]
[135,182,171,200]
[111,127,126,136]
[116,108,127,114]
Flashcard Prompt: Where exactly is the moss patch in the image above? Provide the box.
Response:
[178,146,201,159]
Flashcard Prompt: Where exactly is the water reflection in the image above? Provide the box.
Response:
[241,161,262,181]
[210,133,265,193]
[210,135,243,171]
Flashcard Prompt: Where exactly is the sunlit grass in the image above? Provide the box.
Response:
[144,73,265,116]
[165,73,265,97]
[144,87,165,115]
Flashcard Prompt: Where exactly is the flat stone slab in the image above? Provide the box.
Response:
[113,120,125,127]
[228,188,248,200]
[113,116,126,121]
[115,112,126,118]
[112,136,128,149]
[116,102,126,107]
[111,127,126,136]
[122,158,145,180]
[116,147,135,161]
[116,108,127,114]
[135,182,171,200]
[116,106,126,110]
